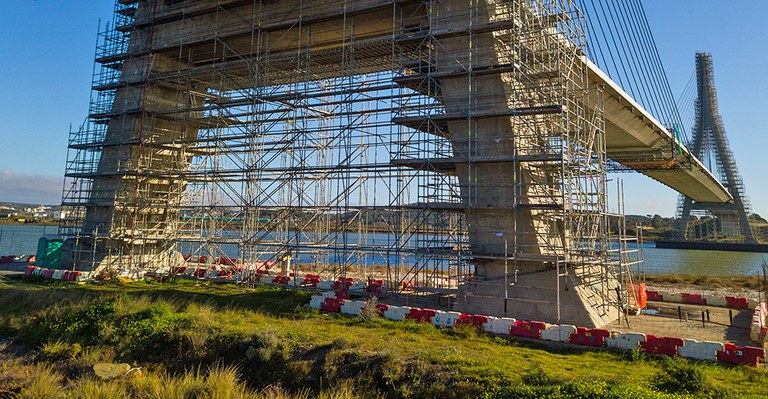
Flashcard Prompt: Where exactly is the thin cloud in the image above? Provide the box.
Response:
[0,170,62,205]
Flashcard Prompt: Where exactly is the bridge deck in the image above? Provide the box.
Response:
[586,58,731,204]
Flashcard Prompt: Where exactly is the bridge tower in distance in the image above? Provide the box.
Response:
[677,53,756,243]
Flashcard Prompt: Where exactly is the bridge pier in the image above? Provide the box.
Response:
[60,0,647,327]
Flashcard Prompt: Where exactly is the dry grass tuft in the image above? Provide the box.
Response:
[16,364,65,399]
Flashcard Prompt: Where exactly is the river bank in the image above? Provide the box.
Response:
[1,275,766,398]
[2,223,767,276]
[644,274,765,303]
[0,218,58,226]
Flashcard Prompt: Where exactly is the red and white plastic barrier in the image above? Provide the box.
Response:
[704,295,728,307]
[641,335,684,356]
[678,339,724,361]
[750,302,767,343]
[569,327,611,347]
[309,295,325,310]
[482,317,517,335]
[457,314,489,328]
[646,290,755,309]
[431,311,462,327]
[302,274,321,287]
[383,306,411,321]
[717,344,765,367]
[511,321,547,339]
[24,265,86,282]
[406,308,437,323]
[541,324,577,343]
[341,300,367,316]
[606,332,646,350]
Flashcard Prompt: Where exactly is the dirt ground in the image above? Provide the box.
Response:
[607,301,756,346]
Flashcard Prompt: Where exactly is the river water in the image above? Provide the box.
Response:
[0,225,55,257]
[2,224,765,276]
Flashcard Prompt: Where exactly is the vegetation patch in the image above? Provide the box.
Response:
[654,357,709,394]
[0,275,766,398]
[644,273,763,291]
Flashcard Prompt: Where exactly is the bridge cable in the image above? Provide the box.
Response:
[609,0,671,125]
[629,0,691,144]
[595,0,645,110]
[622,0,683,133]
[578,0,692,146]
[586,0,627,90]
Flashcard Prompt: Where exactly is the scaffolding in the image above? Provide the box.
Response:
[59,0,639,324]
[676,53,755,243]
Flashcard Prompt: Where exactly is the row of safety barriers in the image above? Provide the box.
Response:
[24,265,86,282]
[751,302,768,344]
[170,267,388,297]
[646,290,754,309]
[308,293,766,367]
[647,289,767,345]
[181,255,256,267]
[23,262,375,293]
[0,255,35,263]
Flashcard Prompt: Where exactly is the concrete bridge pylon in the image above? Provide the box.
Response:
[59,0,642,327]
[677,53,755,243]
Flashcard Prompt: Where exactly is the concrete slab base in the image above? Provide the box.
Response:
[456,268,619,328]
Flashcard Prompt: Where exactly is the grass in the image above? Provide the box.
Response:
[4,358,359,399]
[0,274,767,398]
[644,273,764,291]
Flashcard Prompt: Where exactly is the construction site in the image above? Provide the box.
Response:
[51,0,686,329]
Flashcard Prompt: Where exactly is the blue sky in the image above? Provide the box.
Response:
[0,1,766,218]
[625,0,768,217]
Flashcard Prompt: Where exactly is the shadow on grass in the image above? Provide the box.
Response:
[0,274,312,317]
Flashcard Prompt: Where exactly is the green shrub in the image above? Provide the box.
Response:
[205,364,256,399]
[521,366,553,387]
[487,384,554,399]
[51,301,116,343]
[113,302,192,359]
[66,378,130,399]
[252,330,285,363]
[446,322,481,339]
[625,347,646,362]
[16,365,65,399]
[489,379,680,399]
[560,379,612,397]
[655,357,708,394]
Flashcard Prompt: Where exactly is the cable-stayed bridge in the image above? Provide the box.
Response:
[579,0,729,203]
